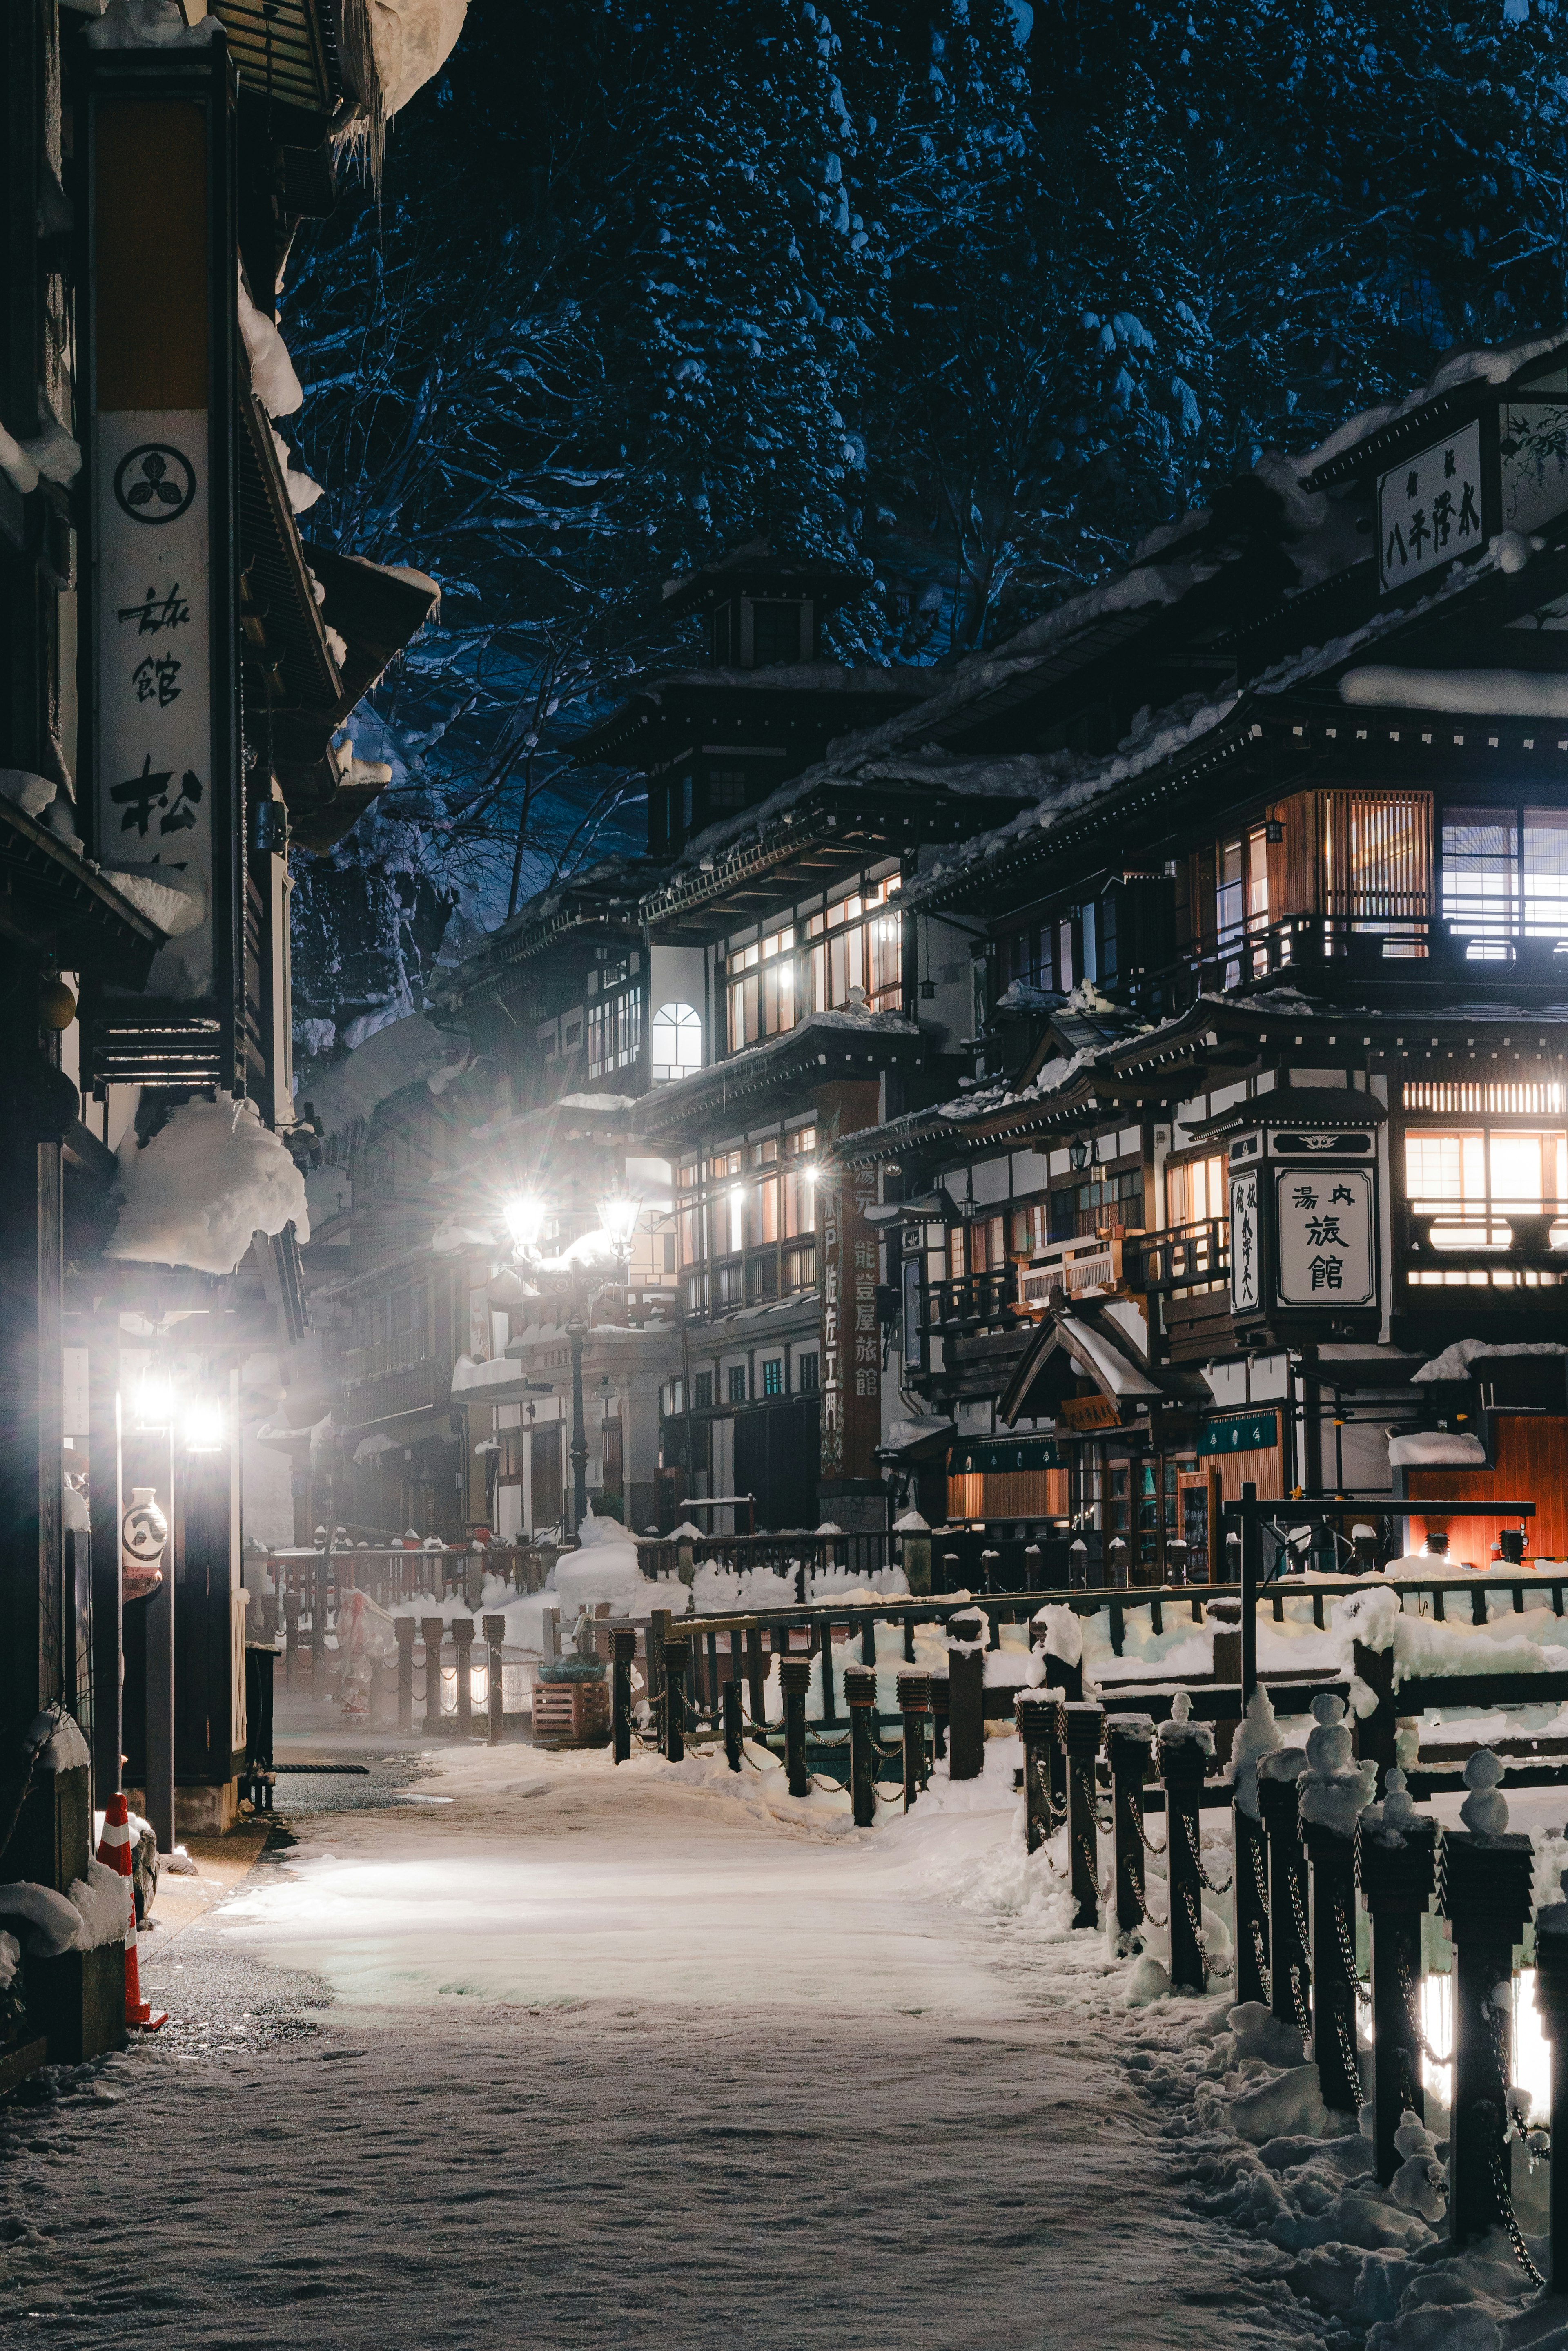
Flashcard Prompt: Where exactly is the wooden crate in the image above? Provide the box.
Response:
[532,1677,611,1748]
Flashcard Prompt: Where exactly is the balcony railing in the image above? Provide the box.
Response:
[1123,1217,1228,1296]
[922,1264,1022,1336]
[1018,1231,1132,1306]
[1405,1198,1568,1284]
[1125,914,1568,1020]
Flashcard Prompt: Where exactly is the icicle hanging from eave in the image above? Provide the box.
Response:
[333,0,470,193]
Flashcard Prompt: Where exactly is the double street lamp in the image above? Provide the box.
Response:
[501,1191,640,1539]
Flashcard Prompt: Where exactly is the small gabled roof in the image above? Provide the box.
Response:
[659,541,864,619]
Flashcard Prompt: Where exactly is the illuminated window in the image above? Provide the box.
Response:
[651,1001,702,1084]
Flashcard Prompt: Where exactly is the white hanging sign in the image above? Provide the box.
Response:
[1228,1171,1261,1313]
[1377,420,1483,595]
[1274,1168,1375,1306]
[94,411,214,997]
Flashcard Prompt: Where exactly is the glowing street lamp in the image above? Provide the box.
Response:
[185,1396,226,1454]
[503,1194,547,1255]
[501,1187,641,1537]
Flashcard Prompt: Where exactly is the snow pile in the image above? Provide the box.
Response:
[1229,1686,1283,1818]
[237,268,304,418]
[689,1561,798,1613]
[1388,1429,1487,1468]
[0,1881,86,1957]
[805,1565,910,1604]
[101,863,205,936]
[1033,1602,1083,1668]
[1296,1693,1376,1838]
[550,1508,646,1615]
[83,0,223,50]
[67,1858,131,1950]
[108,1096,309,1274]
[1334,1581,1401,1655]
[1414,1338,1568,1383]
[39,1713,90,1774]
[365,0,469,117]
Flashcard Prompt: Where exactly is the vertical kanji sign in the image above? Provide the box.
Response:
[1228,1169,1261,1314]
[84,54,241,1084]
[817,1081,883,1484]
[1376,421,1483,596]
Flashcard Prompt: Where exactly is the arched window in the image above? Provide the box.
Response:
[651,1001,702,1084]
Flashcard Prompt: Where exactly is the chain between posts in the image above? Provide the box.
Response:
[1334,1902,1372,2009]
[1396,1956,1451,2068]
[1251,1920,1272,2003]
[1180,1806,1231,1894]
[1289,1962,1312,2052]
[1182,1884,1232,1979]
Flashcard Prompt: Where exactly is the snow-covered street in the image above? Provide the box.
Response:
[0,1738,1315,2349]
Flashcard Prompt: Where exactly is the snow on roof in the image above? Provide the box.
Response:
[1414,1339,1568,1383]
[108,1097,310,1276]
[1058,1316,1162,1400]
[298,1010,458,1150]
[1298,331,1568,480]
[1388,1430,1487,1468]
[1341,657,1568,720]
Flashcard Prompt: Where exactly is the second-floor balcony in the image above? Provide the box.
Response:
[1125,913,1568,1021]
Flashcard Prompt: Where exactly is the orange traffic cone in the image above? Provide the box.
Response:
[96,1794,167,2032]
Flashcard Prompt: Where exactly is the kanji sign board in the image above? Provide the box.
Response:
[1377,420,1483,596]
[1274,1167,1375,1307]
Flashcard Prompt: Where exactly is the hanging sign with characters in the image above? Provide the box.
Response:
[1377,421,1483,596]
[96,421,214,996]
[1274,1167,1375,1307]
[1228,1169,1261,1314]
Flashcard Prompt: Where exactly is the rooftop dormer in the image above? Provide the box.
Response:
[660,541,862,670]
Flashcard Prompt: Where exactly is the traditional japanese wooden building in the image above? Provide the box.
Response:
[0,0,459,2072]
[831,333,1568,1576]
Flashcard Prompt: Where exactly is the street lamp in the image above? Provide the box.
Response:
[502,1189,641,1540]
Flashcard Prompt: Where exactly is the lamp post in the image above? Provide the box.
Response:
[503,1189,639,1544]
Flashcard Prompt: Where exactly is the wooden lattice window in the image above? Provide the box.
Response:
[1323,790,1432,926]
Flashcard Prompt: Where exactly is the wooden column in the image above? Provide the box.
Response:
[483,1613,506,1744]
[1014,1692,1060,1856]
[897,1670,931,1811]
[451,1618,474,1736]
[780,1656,811,1797]
[394,1616,415,1733]
[1106,1715,1155,1939]
[87,1332,123,1809]
[1440,1828,1535,2245]
[1260,1761,1311,2047]
[1161,1732,1211,1994]
[1234,1801,1270,2009]
[1358,1813,1437,2187]
[845,1662,877,1826]
[1303,1818,1363,2116]
[610,1626,636,1764]
[945,1608,987,1782]
[1062,1700,1104,1930]
[1532,1898,1568,2289]
[420,1617,445,1736]
[662,1635,690,1762]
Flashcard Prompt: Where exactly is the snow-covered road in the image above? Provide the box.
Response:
[0,1740,1316,2348]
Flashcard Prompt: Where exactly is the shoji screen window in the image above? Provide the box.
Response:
[1405,1118,1568,1284]
[1164,1153,1225,1229]
[1441,805,1568,954]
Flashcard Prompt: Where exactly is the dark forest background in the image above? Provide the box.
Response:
[282,0,1568,1056]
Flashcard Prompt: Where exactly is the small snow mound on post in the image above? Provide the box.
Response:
[108,1097,309,1275]
[1228,1686,1283,1819]
[1332,1581,1400,1651]
[1297,1692,1376,1837]
[1032,1602,1082,1667]
[1156,1688,1214,1756]
[1361,1765,1420,1848]
[1458,1747,1509,1840]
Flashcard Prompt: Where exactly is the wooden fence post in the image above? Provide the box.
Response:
[1259,1754,1312,2047]
[1014,1693,1060,1856]
[897,1670,931,1811]
[745,1624,766,1725]
[451,1618,474,1738]
[845,1663,878,1827]
[420,1617,446,1737]
[662,1635,690,1763]
[780,1656,811,1798]
[1160,1729,1211,1993]
[1303,1817,1363,2116]
[1532,1898,1568,2287]
[1234,1798,1270,2009]
[1062,1700,1105,1930]
[1357,1805,1437,2187]
[722,1677,743,1773]
[283,1589,301,1691]
[394,1615,415,1733]
[946,1608,987,1782]
[1352,1637,1399,1795]
[611,1626,637,1764]
[483,1613,506,1746]
[1440,1827,1536,2245]
[1106,1715,1156,1939]
[649,1608,669,1751]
